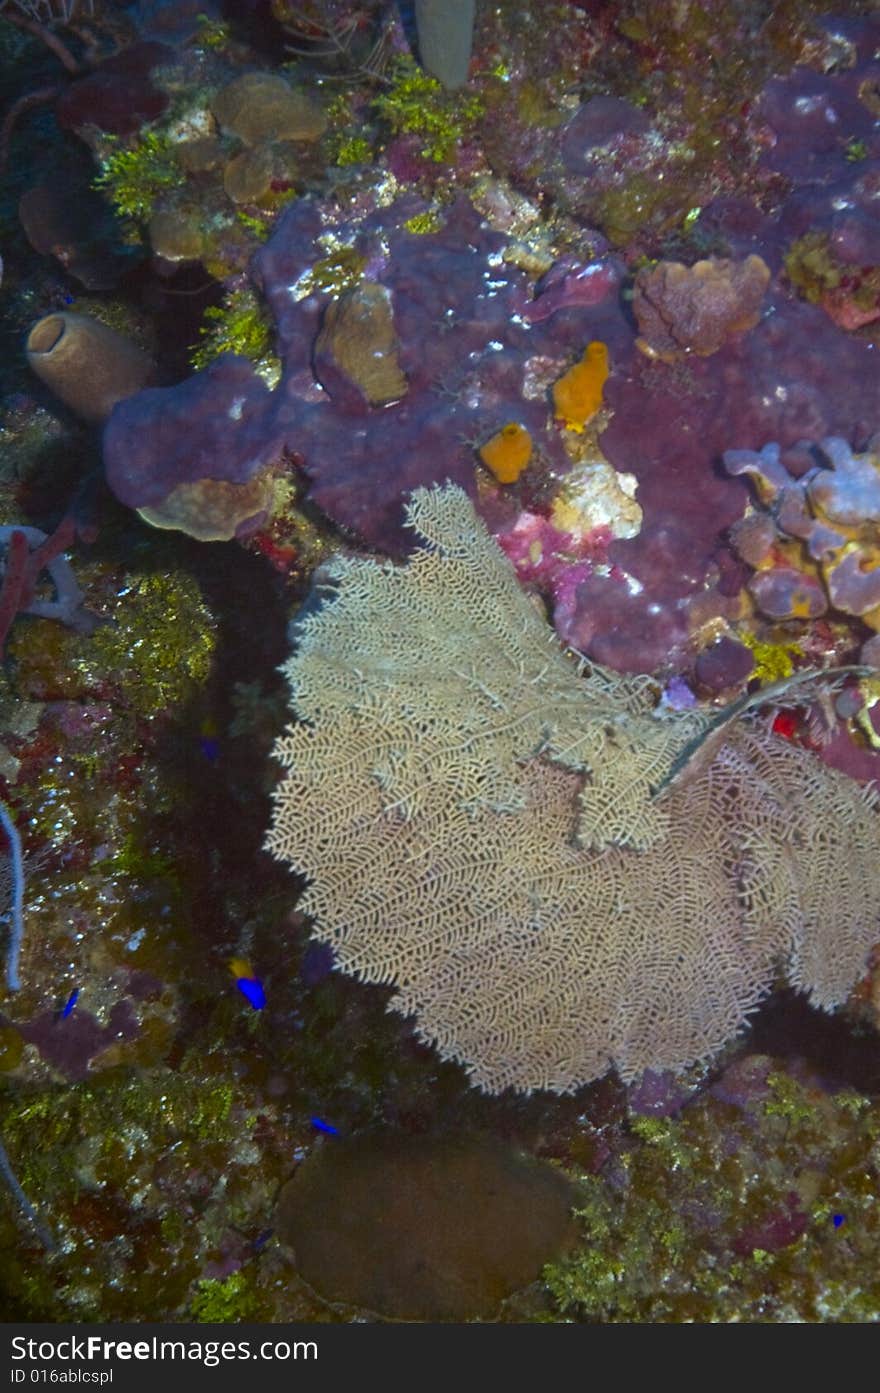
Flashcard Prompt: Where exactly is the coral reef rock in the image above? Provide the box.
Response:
[267,485,880,1094]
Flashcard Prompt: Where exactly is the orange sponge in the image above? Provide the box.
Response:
[552,341,609,432]
[479,422,533,483]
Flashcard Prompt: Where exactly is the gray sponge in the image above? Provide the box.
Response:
[415,0,475,89]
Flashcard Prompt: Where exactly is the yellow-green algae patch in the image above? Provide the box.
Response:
[190,287,280,384]
[0,1069,283,1320]
[372,59,484,163]
[76,571,216,721]
[543,1064,880,1321]
[93,130,181,225]
[190,1269,259,1323]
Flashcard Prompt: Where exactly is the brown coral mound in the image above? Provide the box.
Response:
[267,486,880,1094]
[211,72,326,145]
[276,1131,576,1320]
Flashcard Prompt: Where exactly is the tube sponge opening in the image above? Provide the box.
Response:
[26,312,155,423]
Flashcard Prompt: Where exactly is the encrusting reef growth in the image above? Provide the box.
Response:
[267,485,880,1095]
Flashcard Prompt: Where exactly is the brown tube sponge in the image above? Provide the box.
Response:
[26,312,155,423]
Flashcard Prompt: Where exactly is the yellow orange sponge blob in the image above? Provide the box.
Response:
[552,341,609,432]
[479,422,533,484]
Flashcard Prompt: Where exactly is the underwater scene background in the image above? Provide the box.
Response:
[1,0,880,1322]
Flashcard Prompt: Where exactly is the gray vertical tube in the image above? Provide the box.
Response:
[415,0,475,90]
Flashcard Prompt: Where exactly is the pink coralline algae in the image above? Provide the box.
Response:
[724,438,880,629]
[753,50,880,182]
[494,511,610,637]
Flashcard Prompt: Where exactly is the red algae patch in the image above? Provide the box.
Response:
[276,1132,577,1320]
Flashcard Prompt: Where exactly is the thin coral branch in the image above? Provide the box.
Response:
[0,1133,56,1251]
[0,797,25,992]
[282,5,395,84]
[0,518,96,658]
[652,664,877,798]
[0,9,83,72]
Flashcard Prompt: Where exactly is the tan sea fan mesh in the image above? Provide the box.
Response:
[267,484,880,1094]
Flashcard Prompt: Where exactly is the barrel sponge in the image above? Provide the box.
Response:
[26,312,155,423]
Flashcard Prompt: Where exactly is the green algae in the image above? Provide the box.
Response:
[785,231,880,322]
[844,139,868,162]
[190,1269,258,1323]
[0,1067,277,1319]
[191,14,232,52]
[334,134,374,167]
[93,130,180,225]
[190,287,280,384]
[373,58,483,162]
[785,232,842,302]
[234,209,273,242]
[294,245,366,300]
[543,1067,880,1321]
[591,167,697,248]
[76,571,216,721]
[403,209,444,235]
[104,832,181,897]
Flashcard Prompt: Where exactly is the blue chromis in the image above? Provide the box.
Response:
[60,987,79,1019]
[310,1117,340,1136]
[229,957,266,1010]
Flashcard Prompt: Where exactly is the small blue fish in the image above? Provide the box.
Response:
[832,1213,846,1229]
[310,1116,340,1136]
[60,988,79,1019]
[236,977,266,1010]
[199,736,220,763]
